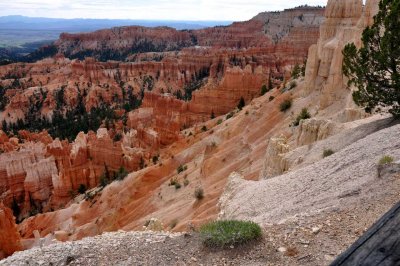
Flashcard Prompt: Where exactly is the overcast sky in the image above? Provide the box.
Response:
[0,0,327,21]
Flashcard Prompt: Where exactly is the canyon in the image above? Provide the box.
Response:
[1,1,399,265]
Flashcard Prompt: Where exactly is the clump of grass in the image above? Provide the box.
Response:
[323,149,335,158]
[199,220,262,248]
[194,187,204,200]
[279,98,292,112]
[293,108,311,126]
[379,155,394,165]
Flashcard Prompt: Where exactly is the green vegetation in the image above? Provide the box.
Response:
[342,0,400,117]
[291,63,301,79]
[293,108,311,126]
[174,67,210,101]
[379,155,394,165]
[99,165,129,188]
[279,98,292,112]
[113,133,122,142]
[237,97,245,110]
[78,184,87,194]
[217,119,223,125]
[288,81,297,90]
[194,187,204,200]
[226,112,234,120]
[199,220,262,248]
[152,155,160,165]
[261,84,268,96]
[177,164,188,174]
[323,149,335,158]
[201,125,208,132]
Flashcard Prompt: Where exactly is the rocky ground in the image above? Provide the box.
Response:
[2,180,399,266]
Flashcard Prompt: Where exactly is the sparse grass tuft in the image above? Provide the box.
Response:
[199,220,262,248]
[323,149,335,158]
[379,155,394,165]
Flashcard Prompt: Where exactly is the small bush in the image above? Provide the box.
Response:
[78,184,87,194]
[269,96,275,101]
[113,133,122,142]
[201,125,208,132]
[261,84,268,96]
[116,166,128,181]
[177,164,187,174]
[152,155,159,164]
[183,179,190,187]
[217,119,223,125]
[237,97,245,110]
[379,155,394,165]
[226,112,234,120]
[169,177,178,186]
[194,187,204,200]
[323,149,335,158]
[293,108,311,126]
[279,99,292,112]
[174,182,182,189]
[199,220,262,248]
[289,81,297,90]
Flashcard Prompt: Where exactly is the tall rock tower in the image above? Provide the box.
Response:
[304,0,379,110]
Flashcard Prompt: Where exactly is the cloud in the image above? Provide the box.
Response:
[0,0,327,21]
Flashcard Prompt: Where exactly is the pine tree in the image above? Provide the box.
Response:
[343,0,400,117]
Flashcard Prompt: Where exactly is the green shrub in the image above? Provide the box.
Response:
[217,119,223,125]
[199,220,262,248]
[152,155,159,164]
[113,133,122,142]
[226,112,234,120]
[116,166,128,181]
[323,149,335,158]
[183,179,190,187]
[379,155,394,165]
[279,99,292,112]
[201,125,208,132]
[261,84,268,96]
[174,182,182,189]
[293,108,311,126]
[237,97,245,110]
[78,184,87,194]
[289,81,297,90]
[177,164,187,174]
[194,187,204,200]
[291,64,301,79]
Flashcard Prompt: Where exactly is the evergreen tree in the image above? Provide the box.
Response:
[343,0,400,117]
[237,97,245,110]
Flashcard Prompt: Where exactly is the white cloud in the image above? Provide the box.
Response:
[0,0,327,21]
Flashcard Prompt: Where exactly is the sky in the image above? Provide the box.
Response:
[0,0,328,21]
